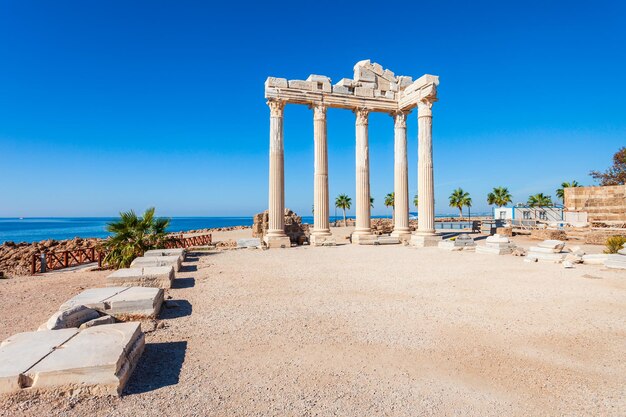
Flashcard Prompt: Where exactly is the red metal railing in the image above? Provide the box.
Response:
[30,247,103,275]
[30,233,212,275]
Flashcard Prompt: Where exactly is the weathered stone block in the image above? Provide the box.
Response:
[288,80,313,90]
[332,85,352,95]
[265,77,288,88]
[537,240,566,252]
[79,315,115,329]
[354,87,374,97]
[354,67,375,83]
[237,238,261,248]
[582,253,609,265]
[144,248,186,260]
[131,255,181,272]
[306,74,331,83]
[46,305,101,330]
[605,254,626,269]
[336,78,354,87]
[60,286,163,319]
[106,266,174,289]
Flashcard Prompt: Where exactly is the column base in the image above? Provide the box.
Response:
[409,233,442,247]
[309,233,336,246]
[263,235,291,249]
[351,232,375,244]
[391,230,412,242]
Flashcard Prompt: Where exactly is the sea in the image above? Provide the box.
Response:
[0,214,487,244]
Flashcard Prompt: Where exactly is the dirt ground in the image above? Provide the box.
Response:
[0,229,625,416]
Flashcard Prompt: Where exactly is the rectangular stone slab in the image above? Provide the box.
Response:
[605,254,626,270]
[526,252,566,263]
[60,287,163,319]
[0,329,78,394]
[106,266,174,289]
[476,245,513,255]
[24,323,144,396]
[143,248,186,261]
[130,255,181,272]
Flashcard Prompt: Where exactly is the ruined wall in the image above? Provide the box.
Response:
[252,209,308,244]
[564,185,626,223]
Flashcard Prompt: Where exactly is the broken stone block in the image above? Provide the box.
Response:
[288,80,313,90]
[389,82,399,92]
[79,315,115,329]
[332,85,352,95]
[563,260,575,269]
[526,252,566,263]
[384,91,395,99]
[376,77,391,91]
[0,328,78,394]
[582,254,608,265]
[60,287,162,318]
[377,236,400,245]
[381,69,396,81]
[106,266,174,289]
[605,254,626,270]
[24,323,145,396]
[46,305,101,330]
[397,76,413,88]
[354,87,374,97]
[265,77,288,88]
[354,67,375,83]
[529,246,560,254]
[438,241,463,251]
[564,253,583,264]
[237,238,261,248]
[131,255,182,272]
[370,62,384,76]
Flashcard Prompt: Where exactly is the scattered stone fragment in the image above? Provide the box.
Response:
[476,234,516,255]
[438,234,475,251]
[237,238,261,248]
[79,315,115,329]
[563,260,575,269]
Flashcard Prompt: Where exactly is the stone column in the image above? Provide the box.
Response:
[352,108,373,243]
[310,103,335,246]
[264,99,291,248]
[391,111,411,240]
[411,98,441,247]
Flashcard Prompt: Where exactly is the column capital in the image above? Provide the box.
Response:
[417,98,434,118]
[311,103,327,121]
[354,107,369,126]
[267,99,285,117]
[391,110,410,128]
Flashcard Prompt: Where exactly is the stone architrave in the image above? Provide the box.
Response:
[310,103,335,246]
[352,108,373,244]
[391,111,411,241]
[264,99,291,249]
[411,98,441,247]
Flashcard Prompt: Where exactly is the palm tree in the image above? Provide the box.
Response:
[527,193,553,220]
[384,192,394,219]
[413,194,418,208]
[487,186,512,207]
[335,194,352,227]
[555,180,580,204]
[102,207,171,269]
[370,196,375,208]
[449,188,472,218]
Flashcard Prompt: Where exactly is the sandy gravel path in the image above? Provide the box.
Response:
[0,233,624,416]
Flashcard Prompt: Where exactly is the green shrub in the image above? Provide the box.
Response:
[604,236,626,254]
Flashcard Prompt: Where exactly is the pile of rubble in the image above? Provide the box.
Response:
[252,209,308,245]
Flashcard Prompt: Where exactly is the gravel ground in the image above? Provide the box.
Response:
[0,229,625,416]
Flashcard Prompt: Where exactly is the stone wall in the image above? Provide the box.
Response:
[252,209,308,244]
[564,185,626,223]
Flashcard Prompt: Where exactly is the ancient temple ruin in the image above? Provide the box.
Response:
[264,60,440,248]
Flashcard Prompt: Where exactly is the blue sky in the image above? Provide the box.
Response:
[1,1,625,217]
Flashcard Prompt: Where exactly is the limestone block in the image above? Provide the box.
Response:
[263,235,291,248]
[564,253,583,264]
[384,91,395,99]
[0,328,78,394]
[389,82,399,92]
[144,248,186,262]
[526,252,566,263]
[381,69,396,81]
[563,260,575,269]
[332,85,352,95]
[356,81,376,89]
[130,255,181,272]
[377,236,401,245]
[438,241,463,251]
[354,67,375,83]
[370,62,384,76]
[410,234,442,247]
[306,74,331,83]
[265,77,288,88]
[374,90,384,98]
[106,266,174,289]
[46,305,101,330]
[397,76,413,88]
[336,78,354,87]
[605,254,626,269]
[537,240,566,252]
[456,234,476,247]
[376,77,391,91]
[486,234,510,244]
[354,87,374,98]
[582,254,609,265]
[288,80,314,91]
[24,323,145,396]
[237,238,261,248]
[529,246,560,254]
[79,315,115,329]
[476,245,513,255]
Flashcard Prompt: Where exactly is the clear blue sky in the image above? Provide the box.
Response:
[1,1,624,217]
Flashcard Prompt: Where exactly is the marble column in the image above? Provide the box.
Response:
[310,103,334,246]
[411,98,441,247]
[391,111,411,240]
[264,99,291,248]
[353,108,373,243]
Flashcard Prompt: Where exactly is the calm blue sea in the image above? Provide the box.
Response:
[0,214,488,244]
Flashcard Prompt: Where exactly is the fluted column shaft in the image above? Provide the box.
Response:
[267,100,287,237]
[417,99,436,235]
[354,108,372,235]
[392,111,410,236]
[312,104,331,236]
